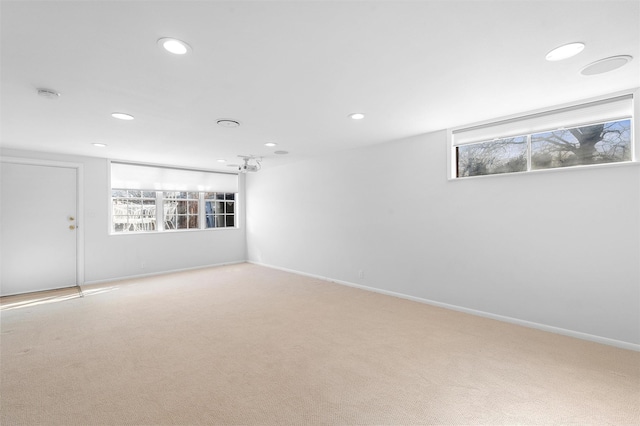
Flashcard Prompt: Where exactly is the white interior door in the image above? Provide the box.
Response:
[1,162,78,296]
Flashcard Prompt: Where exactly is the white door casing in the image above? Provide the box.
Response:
[1,159,82,296]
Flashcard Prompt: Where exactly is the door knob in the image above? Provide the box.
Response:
[69,216,75,221]
[69,225,76,230]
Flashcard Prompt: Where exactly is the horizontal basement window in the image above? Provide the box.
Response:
[449,92,637,179]
[109,162,239,234]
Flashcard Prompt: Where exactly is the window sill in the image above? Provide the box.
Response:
[109,227,240,236]
[449,159,640,181]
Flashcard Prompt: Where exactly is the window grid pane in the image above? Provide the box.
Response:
[457,136,527,177]
[111,189,157,232]
[164,196,197,230]
[531,119,631,170]
[204,193,235,228]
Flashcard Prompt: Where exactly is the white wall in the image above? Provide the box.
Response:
[1,149,247,284]
[246,130,640,347]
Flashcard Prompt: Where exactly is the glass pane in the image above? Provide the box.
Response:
[142,191,156,198]
[112,189,127,197]
[531,119,632,170]
[188,215,198,229]
[187,201,198,214]
[204,192,216,200]
[130,215,144,231]
[142,200,156,216]
[171,191,196,199]
[112,201,127,216]
[457,136,527,177]
[127,190,141,198]
[226,193,235,201]
[215,193,225,200]
[141,217,156,231]
[215,215,225,227]
[205,201,214,215]
[164,192,177,199]
[128,200,142,215]
[225,202,234,214]
[206,214,215,228]
[176,201,187,214]
[112,216,128,232]
[215,201,224,213]
[165,215,177,229]
[226,215,235,227]
[177,215,187,229]
[164,200,177,214]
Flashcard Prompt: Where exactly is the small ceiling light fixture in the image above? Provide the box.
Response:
[217,119,240,128]
[581,55,633,76]
[264,142,277,147]
[37,88,60,99]
[157,37,192,55]
[217,159,227,163]
[545,42,585,61]
[349,113,365,120]
[111,112,134,120]
[92,143,108,148]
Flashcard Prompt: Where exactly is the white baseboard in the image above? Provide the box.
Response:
[249,261,640,352]
[81,260,246,288]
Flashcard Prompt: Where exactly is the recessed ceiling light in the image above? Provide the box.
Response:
[274,150,289,155]
[217,119,240,128]
[545,42,585,61]
[265,142,277,147]
[349,113,365,120]
[157,37,192,55]
[111,112,134,120]
[217,159,227,163]
[581,55,633,75]
[36,88,60,99]
[92,143,107,148]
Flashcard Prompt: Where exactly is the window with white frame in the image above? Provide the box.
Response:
[163,191,200,230]
[204,192,235,228]
[450,93,636,178]
[110,162,238,233]
[112,190,158,232]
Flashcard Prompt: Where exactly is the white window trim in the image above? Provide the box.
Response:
[447,88,640,180]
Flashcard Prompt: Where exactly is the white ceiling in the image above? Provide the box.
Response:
[2,1,639,171]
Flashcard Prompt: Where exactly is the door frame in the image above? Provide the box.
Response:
[1,156,85,287]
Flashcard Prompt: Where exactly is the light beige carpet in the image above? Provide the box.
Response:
[1,263,638,425]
